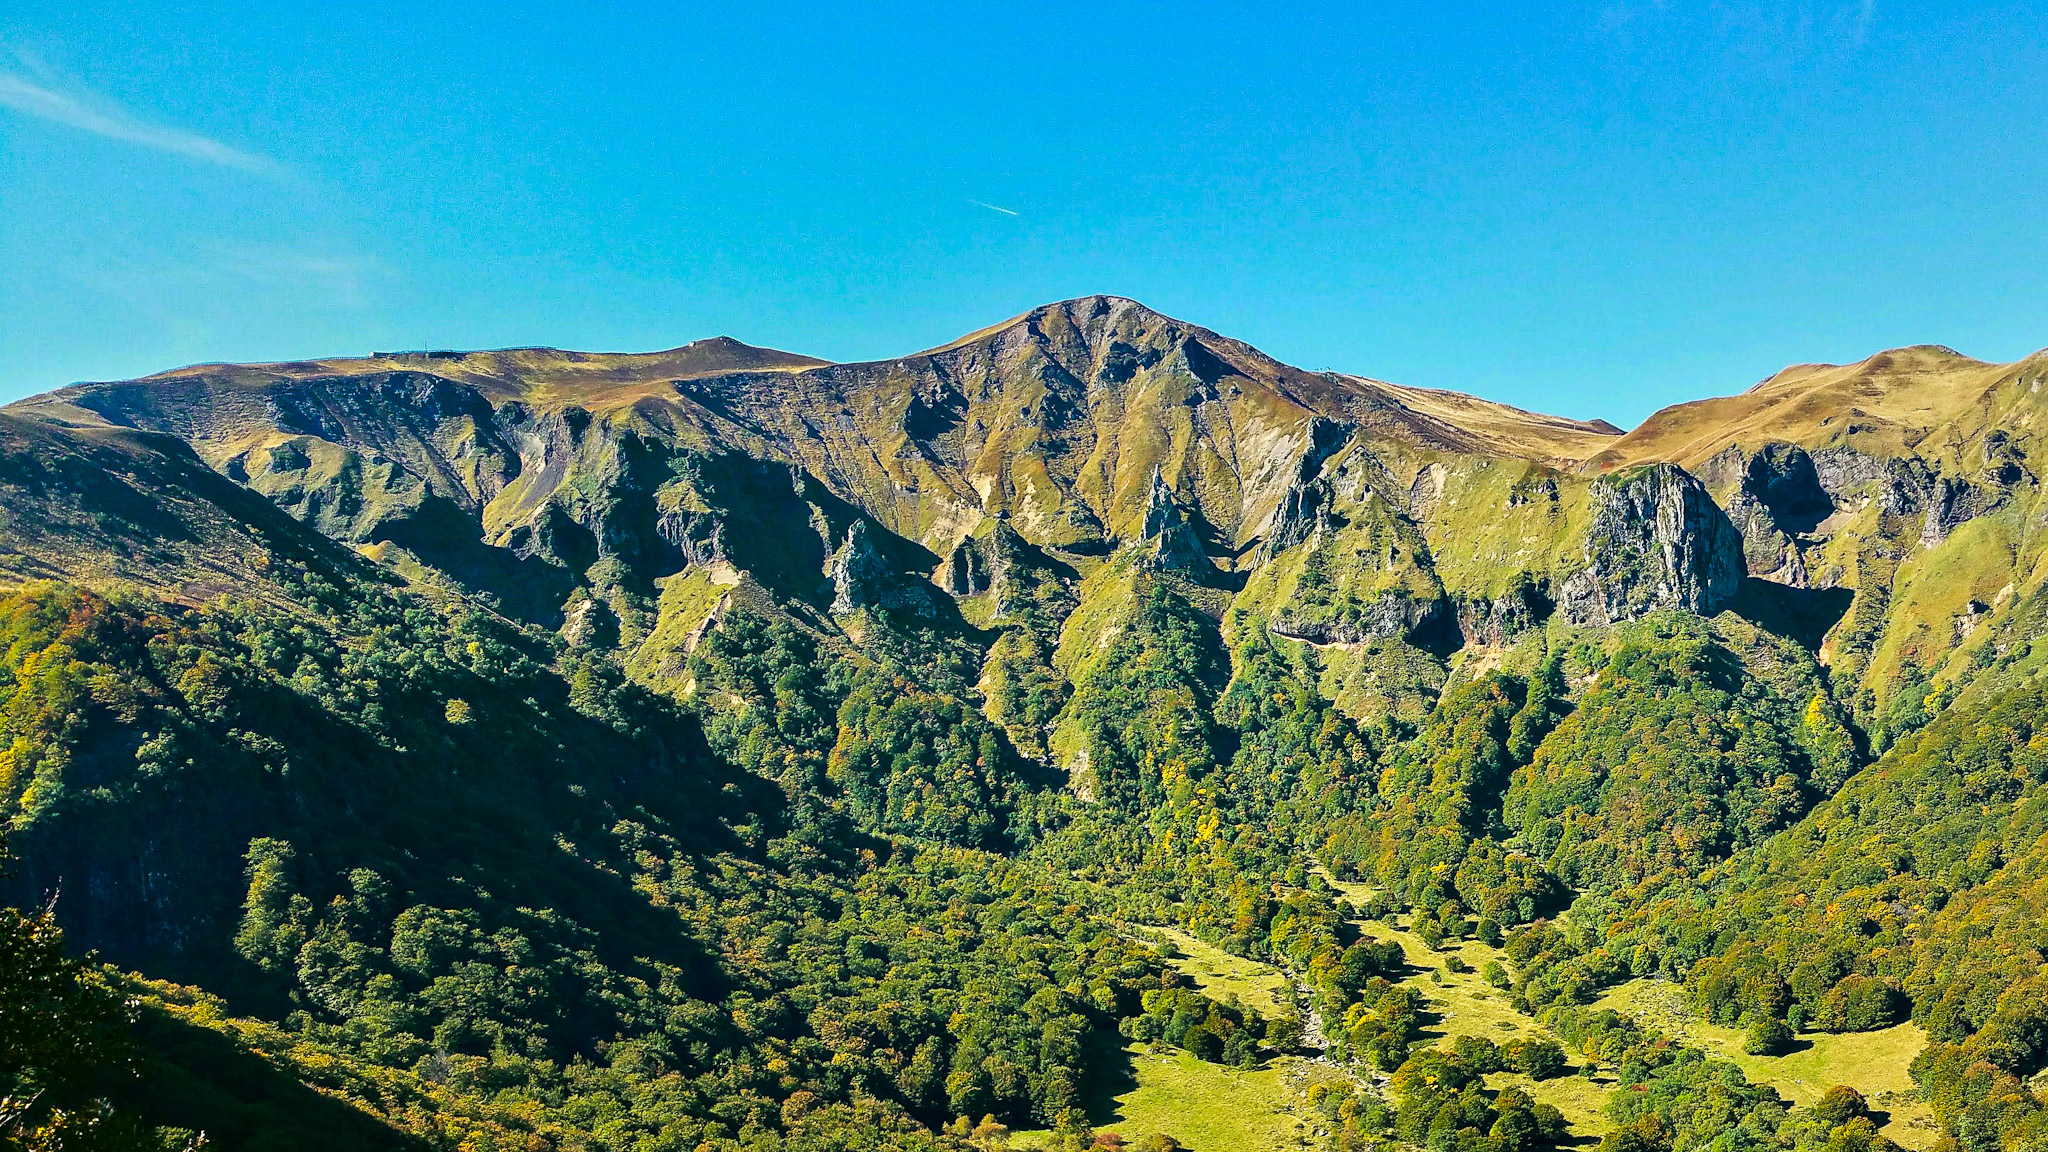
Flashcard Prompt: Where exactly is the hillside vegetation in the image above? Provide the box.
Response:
[0,298,2044,1152]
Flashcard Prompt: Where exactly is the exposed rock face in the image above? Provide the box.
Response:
[15,297,2038,712]
[941,535,992,596]
[1808,445,1892,504]
[1455,581,1553,647]
[1271,590,1455,648]
[1139,468,1212,574]
[1505,475,1559,508]
[1804,444,2011,549]
[830,520,933,616]
[1915,475,2017,548]
[658,501,730,570]
[1710,443,1834,585]
[1256,475,1333,563]
[1809,446,1955,523]
[1910,432,2033,548]
[1559,464,1746,626]
[1407,463,1447,517]
[1981,429,2032,488]
[1253,419,1349,564]
[940,519,1059,604]
[1741,444,1833,534]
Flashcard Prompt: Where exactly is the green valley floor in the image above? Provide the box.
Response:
[1013,880,1932,1152]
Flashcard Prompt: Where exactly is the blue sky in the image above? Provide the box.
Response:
[1,2,2043,425]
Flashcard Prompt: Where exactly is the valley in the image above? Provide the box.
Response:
[0,297,2045,1152]
[1017,881,1938,1152]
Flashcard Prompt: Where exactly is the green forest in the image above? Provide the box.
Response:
[6,553,2046,1152]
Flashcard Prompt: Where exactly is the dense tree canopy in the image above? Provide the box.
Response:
[3,557,2046,1152]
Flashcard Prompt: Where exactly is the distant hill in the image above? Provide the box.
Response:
[1588,343,2043,470]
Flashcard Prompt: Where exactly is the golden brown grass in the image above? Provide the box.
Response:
[1588,345,2014,471]
[1377,382,1622,463]
[131,339,829,412]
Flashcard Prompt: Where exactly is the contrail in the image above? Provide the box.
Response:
[966,198,1020,217]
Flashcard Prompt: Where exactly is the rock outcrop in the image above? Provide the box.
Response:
[1255,475,1333,563]
[1454,580,1553,647]
[1706,443,1834,585]
[1802,444,2013,549]
[1559,464,1746,626]
[13,297,2039,720]
[830,520,933,616]
[941,535,993,597]
[1270,589,1456,649]
[939,519,1078,628]
[1138,469,1212,575]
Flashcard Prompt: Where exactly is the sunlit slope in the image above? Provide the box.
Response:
[1588,345,2045,471]
[0,412,381,604]
[11,297,2046,734]
[0,297,1635,648]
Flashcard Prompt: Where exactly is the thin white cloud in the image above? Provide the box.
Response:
[214,244,374,308]
[0,54,284,177]
[966,198,1021,217]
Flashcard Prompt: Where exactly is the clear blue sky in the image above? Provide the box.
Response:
[2,2,2044,425]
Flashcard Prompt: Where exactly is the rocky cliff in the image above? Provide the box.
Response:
[7,297,2046,729]
[1556,464,1746,626]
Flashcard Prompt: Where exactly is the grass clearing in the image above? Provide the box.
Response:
[1148,927,1297,1019]
[1012,1044,1327,1151]
[1114,878,1937,1150]
[1323,869,1938,1144]
[1316,870,1617,1135]
[1032,926,1339,1150]
[1373,918,1616,1136]
[1594,980,1935,1148]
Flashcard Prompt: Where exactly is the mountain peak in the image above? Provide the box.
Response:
[911,295,1184,358]
[1745,343,1989,395]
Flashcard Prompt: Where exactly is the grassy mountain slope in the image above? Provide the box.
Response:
[3,298,1626,634]
[6,300,2048,1152]
[1587,345,2039,471]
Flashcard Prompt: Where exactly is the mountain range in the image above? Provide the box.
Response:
[9,295,2043,714]
[4,296,2048,1152]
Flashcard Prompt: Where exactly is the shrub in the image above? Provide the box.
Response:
[1263,1014,1305,1052]
[1507,1038,1568,1079]
[1819,976,1906,1032]
[1453,1034,1505,1073]
[1744,1013,1795,1055]
[1812,1085,1868,1129]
